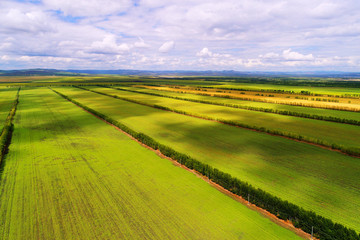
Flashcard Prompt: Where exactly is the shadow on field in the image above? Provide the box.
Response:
[157,119,350,189]
[159,117,360,219]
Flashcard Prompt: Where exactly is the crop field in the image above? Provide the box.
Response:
[83,85,360,151]
[123,85,360,122]
[0,88,18,129]
[141,85,360,111]
[0,76,359,240]
[193,82,360,97]
[53,86,360,233]
[0,88,302,239]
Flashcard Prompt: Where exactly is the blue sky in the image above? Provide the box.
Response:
[0,0,359,71]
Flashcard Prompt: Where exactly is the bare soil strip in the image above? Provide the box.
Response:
[57,89,315,240]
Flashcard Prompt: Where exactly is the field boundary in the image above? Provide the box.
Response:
[114,85,360,126]
[77,86,360,158]
[51,87,360,240]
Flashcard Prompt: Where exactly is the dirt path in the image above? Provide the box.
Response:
[57,91,316,240]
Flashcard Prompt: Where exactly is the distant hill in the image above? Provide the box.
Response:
[66,69,360,78]
[1,68,360,78]
[0,69,82,76]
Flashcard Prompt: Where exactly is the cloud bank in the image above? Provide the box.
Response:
[0,0,359,71]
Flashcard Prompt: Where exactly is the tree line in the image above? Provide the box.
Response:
[51,87,360,240]
[77,86,360,157]
[108,86,360,126]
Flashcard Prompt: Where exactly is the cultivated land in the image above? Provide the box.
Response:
[1,75,359,239]
[142,85,360,111]
[0,88,301,239]
[53,86,360,232]
[210,82,360,97]
[0,88,18,130]
[125,85,360,122]
[84,85,360,152]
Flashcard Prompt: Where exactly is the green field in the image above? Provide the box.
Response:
[0,88,301,239]
[84,85,360,150]
[127,85,360,121]
[0,88,18,131]
[199,82,360,96]
[53,86,360,232]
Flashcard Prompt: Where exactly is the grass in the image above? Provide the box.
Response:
[85,85,360,150]
[53,86,360,233]
[0,88,18,131]
[0,87,301,240]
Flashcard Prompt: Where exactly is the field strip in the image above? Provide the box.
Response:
[50,87,316,240]
[122,85,360,125]
[55,86,360,233]
[142,85,360,112]
[0,88,19,135]
[77,86,360,158]
[0,88,20,164]
[0,87,304,239]
[51,87,360,239]
[193,83,360,98]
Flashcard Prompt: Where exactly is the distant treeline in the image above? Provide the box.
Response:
[0,88,20,162]
[108,86,360,127]
[51,87,360,240]
[76,86,360,157]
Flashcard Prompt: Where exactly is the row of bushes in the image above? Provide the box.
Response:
[78,86,360,157]
[109,86,360,126]
[52,87,359,240]
[0,88,20,162]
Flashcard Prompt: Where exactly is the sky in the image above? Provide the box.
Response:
[0,0,360,71]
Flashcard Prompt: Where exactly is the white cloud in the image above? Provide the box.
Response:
[259,52,280,59]
[282,49,314,61]
[0,8,55,34]
[134,38,150,48]
[89,35,131,54]
[158,41,175,53]
[310,3,339,19]
[1,55,10,61]
[0,0,360,70]
[196,48,212,57]
[43,0,133,17]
